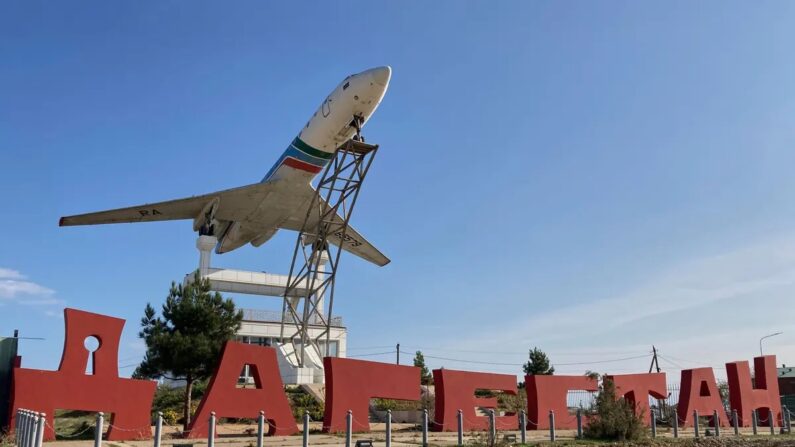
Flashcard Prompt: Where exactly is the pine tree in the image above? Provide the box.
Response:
[134,273,243,431]
[413,350,433,385]
[523,347,555,375]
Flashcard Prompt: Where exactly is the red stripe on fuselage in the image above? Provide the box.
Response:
[283,157,323,174]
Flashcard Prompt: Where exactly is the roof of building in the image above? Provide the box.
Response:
[779,366,795,378]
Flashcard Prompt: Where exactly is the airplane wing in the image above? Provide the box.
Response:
[59,182,279,227]
[280,190,390,267]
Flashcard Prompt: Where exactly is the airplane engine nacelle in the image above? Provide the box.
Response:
[193,198,220,233]
[250,229,278,248]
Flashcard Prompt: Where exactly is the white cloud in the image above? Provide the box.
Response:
[0,267,57,308]
[0,268,25,280]
[437,233,795,379]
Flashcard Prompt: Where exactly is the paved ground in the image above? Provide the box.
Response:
[40,423,792,447]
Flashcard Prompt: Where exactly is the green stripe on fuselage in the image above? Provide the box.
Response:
[292,137,334,160]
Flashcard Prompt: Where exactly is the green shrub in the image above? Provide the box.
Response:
[584,378,646,441]
[288,388,324,422]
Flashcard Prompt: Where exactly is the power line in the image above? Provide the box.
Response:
[348,351,396,358]
[401,345,651,357]
[404,350,650,368]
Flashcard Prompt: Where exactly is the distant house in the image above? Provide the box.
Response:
[779,365,795,394]
[779,364,795,410]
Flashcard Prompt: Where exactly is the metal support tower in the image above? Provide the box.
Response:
[279,137,379,367]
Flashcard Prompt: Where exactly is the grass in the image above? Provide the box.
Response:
[53,410,98,440]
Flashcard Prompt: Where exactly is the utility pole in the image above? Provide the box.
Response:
[649,346,661,373]
[649,346,665,418]
[396,343,400,365]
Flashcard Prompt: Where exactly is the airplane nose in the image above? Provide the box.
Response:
[368,66,391,87]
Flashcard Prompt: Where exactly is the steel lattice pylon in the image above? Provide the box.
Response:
[279,138,379,368]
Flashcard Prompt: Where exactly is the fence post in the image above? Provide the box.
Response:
[208,412,216,447]
[733,409,739,436]
[549,410,555,442]
[577,408,583,439]
[770,410,775,435]
[345,410,352,447]
[19,410,27,447]
[422,409,429,447]
[787,408,792,434]
[752,409,758,435]
[713,410,720,437]
[35,413,45,447]
[693,410,699,439]
[651,409,657,438]
[94,412,104,447]
[386,409,392,447]
[21,410,30,447]
[457,409,464,447]
[28,413,39,447]
[519,410,526,444]
[303,410,309,447]
[489,408,497,445]
[257,411,265,447]
[154,412,162,447]
[673,408,679,438]
[14,409,19,442]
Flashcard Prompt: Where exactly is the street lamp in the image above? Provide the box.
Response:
[759,331,783,356]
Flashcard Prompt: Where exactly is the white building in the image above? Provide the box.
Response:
[188,235,348,385]
[235,308,347,385]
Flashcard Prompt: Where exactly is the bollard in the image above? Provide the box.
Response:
[26,410,34,447]
[35,413,46,447]
[303,411,310,447]
[154,412,163,447]
[488,409,496,447]
[549,410,555,442]
[29,411,37,447]
[21,410,30,447]
[16,410,22,447]
[345,410,352,447]
[651,409,657,438]
[770,410,776,435]
[19,410,28,447]
[386,409,392,447]
[29,413,40,447]
[457,409,464,447]
[257,411,265,447]
[752,409,758,435]
[673,409,679,438]
[422,409,429,447]
[520,410,527,444]
[95,412,104,447]
[713,410,720,437]
[694,410,699,439]
[208,412,216,447]
[733,410,739,436]
[577,408,583,439]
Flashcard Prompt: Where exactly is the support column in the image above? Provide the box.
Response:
[196,236,217,277]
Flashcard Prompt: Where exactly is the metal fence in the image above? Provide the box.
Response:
[242,308,344,327]
[567,384,683,411]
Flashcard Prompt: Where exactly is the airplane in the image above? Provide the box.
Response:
[59,66,392,266]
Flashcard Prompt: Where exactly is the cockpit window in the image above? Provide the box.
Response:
[343,81,350,90]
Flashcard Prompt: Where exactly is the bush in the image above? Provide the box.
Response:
[151,381,208,424]
[584,378,646,441]
[287,387,324,422]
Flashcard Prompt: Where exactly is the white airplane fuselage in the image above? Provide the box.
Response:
[215,66,392,253]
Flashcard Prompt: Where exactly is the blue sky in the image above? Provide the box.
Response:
[3,1,795,380]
